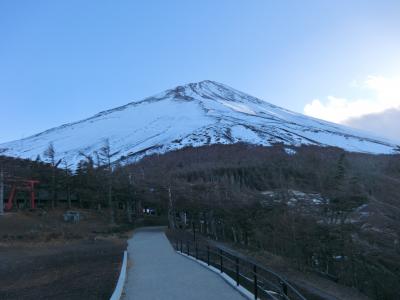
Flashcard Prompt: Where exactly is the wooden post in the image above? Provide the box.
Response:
[0,168,4,215]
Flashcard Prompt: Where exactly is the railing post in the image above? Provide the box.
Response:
[253,265,258,300]
[280,280,288,296]
[207,245,210,266]
[193,222,196,243]
[180,240,183,253]
[219,249,223,273]
[187,242,190,256]
[236,257,240,286]
[195,242,198,260]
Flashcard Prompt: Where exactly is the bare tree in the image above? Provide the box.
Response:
[62,159,73,208]
[168,186,176,229]
[44,143,61,208]
[99,139,119,224]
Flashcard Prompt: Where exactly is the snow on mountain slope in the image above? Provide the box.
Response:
[0,80,398,166]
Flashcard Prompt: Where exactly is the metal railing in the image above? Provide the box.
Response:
[169,231,307,300]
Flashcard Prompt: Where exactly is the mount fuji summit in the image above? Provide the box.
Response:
[1,80,399,166]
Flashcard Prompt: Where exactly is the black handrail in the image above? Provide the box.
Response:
[169,230,307,300]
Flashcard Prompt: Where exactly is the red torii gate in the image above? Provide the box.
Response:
[5,179,40,211]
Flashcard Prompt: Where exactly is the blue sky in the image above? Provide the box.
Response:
[1,0,400,143]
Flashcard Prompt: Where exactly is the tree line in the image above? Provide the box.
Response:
[124,143,400,300]
[1,142,399,299]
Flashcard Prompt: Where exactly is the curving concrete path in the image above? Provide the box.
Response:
[122,227,245,300]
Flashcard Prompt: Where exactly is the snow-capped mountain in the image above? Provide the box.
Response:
[1,80,398,166]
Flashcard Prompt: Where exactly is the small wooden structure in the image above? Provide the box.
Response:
[63,211,81,223]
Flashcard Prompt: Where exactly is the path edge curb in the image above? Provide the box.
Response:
[110,250,128,300]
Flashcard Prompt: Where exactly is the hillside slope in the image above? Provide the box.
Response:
[1,80,398,165]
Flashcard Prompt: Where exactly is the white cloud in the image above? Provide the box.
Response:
[364,75,400,107]
[304,75,400,123]
[304,96,381,123]
[344,108,400,143]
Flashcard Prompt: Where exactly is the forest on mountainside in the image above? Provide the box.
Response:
[1,143,400,299]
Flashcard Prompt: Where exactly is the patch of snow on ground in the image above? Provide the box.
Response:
[219,100,256,115]
[284,148,297,155]
[230,125,263,144]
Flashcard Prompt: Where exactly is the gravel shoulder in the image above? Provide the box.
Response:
[0,210,127,300]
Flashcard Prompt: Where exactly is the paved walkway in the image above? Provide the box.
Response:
[122,227,245,300]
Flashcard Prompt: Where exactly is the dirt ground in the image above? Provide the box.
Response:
[0,210,128,300]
